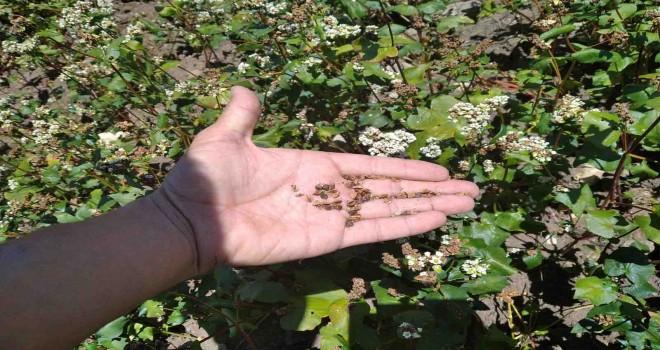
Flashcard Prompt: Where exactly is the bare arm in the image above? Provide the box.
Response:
[0,190,198,348]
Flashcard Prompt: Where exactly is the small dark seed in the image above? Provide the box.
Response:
[322,184,330,191]
[315,184,323,190]
[345,220,354,227]
[320,193,328,199]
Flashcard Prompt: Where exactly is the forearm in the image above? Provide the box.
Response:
[0,190,199,349]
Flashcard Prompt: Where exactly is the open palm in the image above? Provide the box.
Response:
[161,87,479,271]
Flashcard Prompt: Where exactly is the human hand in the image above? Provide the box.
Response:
[159,87,479,273]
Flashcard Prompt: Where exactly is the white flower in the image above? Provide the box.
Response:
[359,127,416,157]
[322,15,362,42]
[429,251,444,265]
[483,159,495,173]
[352,62,364,73]
[553,184,569,192]
[552,94,588,123]
[98,131,128,146]
[237,62,250,74]
[248,53,271,67]
[461,258,490,278]
[449,96,508,139]
[420,137,442,158]
[7,179,18,191]
[501,131,556,163]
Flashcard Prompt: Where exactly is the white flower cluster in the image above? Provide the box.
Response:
[385,70,403,85]
[58,0,114,31]
[302,57,323,67]
[448,96,509,139]
[7,179,19,191]
[265,2,287,14]
[502,131,556,163]
[123,22,144,43]
[165,80,229,99]
[0,110,12,129]
[420,137,442,158]
[2,37,37,54]
[57,62,113,85]
[552,94,587,124]
[248,53,271,67]
[399,322,422,339]
[458,160,471,171]
[98,131,128,147]
[237,62,251,74]
[461,258,490,278]
[406,250,445,270]
[482,159,495,173]
[352,62,364,73]
[25,110,60,145]
[322,16,362,42]
[359,127,416,157]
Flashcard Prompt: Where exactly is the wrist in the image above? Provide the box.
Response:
[150,186,219,275]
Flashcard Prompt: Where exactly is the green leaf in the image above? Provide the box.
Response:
[388,4,418,16]
[461,221,510,247]
[635,214,660,244]
[585,209,618,238]
[341,0,368,18]
[479,247,518,276]
[159,6,179,17]
[436,16,474,32]
[523,250,542,269]
[359,109,389,128]
[96,316,127,341]
[109,190,144,206]
[571,49,621,64]
[461,275,509,295]
[140,300,165,318]
[495,211,525,231]
[54,212,82,224]
[167,310,185,325]
[403,63,432,85]
[440,285,470,301]
[574,277,618,306]
[418,1,447,14]
[281,289,347,331]
[539,24,576,41]
[159,60,180,70]
[555,185,595,216]
[106,75,127,92]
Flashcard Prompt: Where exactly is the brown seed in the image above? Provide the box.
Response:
[332,191,340,198]
[291,184,299,192]
[322,184,330,191]
[306,195,313,202]
[295,193,304,197]
[315,184,323,190]
[391,177,401,182]
[324,205,332,210]
[320,193,328,199]
[328,183,335,190]
[345,220,354,227]
[349,214,361,221]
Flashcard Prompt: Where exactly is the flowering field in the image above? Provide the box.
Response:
[1,0,659,348]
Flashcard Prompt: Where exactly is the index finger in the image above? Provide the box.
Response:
[329,153,450,182]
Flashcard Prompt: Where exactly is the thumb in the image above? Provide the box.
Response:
[215,86,261,138]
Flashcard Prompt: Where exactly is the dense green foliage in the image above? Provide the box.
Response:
[1,0,658,348]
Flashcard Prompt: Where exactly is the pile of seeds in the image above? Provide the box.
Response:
[292,174,448,228]
[311,182,342,211]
